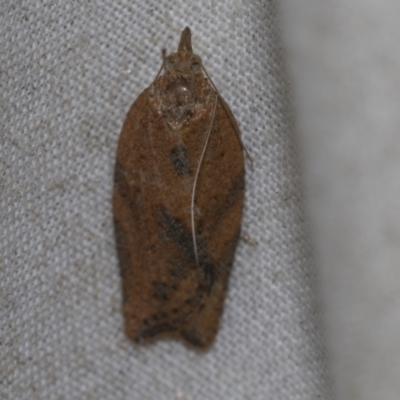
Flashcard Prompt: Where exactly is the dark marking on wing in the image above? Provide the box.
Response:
[158,207,215,292]
[170,144,191,177]
[152,281,170,301]
[195,220,216,290]
[181,329,204,347]
[168,258,187,280]
[225,169,245,208]
[207,169,245,233]
[114,160,141,217]
[140,323,176,339]
[158,207,196,263]
[113,161,126,190]
[200,261,215,293]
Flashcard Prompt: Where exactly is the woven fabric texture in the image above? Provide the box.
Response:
[280,1,400,399]
[1,1,331,399]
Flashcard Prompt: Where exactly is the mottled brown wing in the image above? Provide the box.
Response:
[113,87,244,349]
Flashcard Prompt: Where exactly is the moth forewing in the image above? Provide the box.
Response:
[113,27,245,349]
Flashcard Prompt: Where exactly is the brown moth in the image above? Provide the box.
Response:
[113,27,245,349]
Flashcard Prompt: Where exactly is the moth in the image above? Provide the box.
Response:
[113,27,246,349]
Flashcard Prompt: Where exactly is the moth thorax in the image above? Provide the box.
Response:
[167,78,193,106]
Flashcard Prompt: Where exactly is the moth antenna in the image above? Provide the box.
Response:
[191,92,219,266]
[201,64,253,169]
[154,58,166,81]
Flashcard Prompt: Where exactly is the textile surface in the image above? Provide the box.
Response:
[280,1,400,399]
[1,1,331,399]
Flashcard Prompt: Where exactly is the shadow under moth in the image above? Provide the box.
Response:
[113,27,246,349]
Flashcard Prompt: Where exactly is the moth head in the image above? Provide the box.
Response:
[162,27,204,78]
[164,53,204,78]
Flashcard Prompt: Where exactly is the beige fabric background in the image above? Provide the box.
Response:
[1,1,331,399]
[280,1,400,399]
